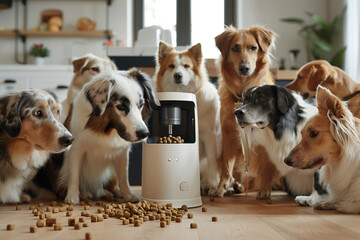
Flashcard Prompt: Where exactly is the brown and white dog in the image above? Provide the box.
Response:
[286,60,360,117]
[57,69,159,204]
[61,53,117,123]
[0,90,73,203]
[285,86,360,213]
[215,26,277,198]
[155,41,222,195]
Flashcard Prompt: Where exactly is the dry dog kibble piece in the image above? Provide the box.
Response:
[34,211,40,216]
[39,213,45,220]
[212,216,218,222]
[38,202,44,207]
[6,224,15,230]
[160,221,166,228]
[122,219,129,225]
[266,198,273,204]
[46,206,53,212]
[51,201,57,206]
[97,216,104,222]
[103,214,109,219]
[46,218,57,227]
[79,217,85,222]
[29,205,36,210]
[134,220,141,227]
[54,223,63,231]
[175,217,182,223]
[83,223,89,227]
[67,206,74,211]
[80,201,85,206]
[68,218,76,226]
[202,207,207,212]
[188,213,193,219]
[74,223,82,230]
[91,215,97,222]
[15,205,22,210]
[190,223,197,229]
[52,208,59,213]
[171,216,176,221]
[84,205,90,210]
[181,205,188,211]
[85,232,92,240]
[66,211,72,217]
[36,220,45,227]
[210,197,215,202]
[29,226,37,233]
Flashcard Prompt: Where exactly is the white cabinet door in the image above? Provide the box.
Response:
[0,76,29,97]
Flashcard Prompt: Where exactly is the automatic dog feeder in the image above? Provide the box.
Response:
[142,92,202,208]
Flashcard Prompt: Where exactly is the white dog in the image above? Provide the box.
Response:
[57,69,159,204]
[155,41,222,195]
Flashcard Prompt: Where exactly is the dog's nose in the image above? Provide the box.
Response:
[59,135,74,147]
[235,109,244,120]
[136,129,150,140]
[284,157,294,166]
[239,64,250,75]
[174,72,182,83]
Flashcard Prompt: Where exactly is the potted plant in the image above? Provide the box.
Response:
[280,6,346,68]
[29,43,50,65]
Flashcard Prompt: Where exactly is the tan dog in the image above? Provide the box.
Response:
[215,26,278,198]
[285,86,360,213]
[286,60,360,117]
[61,53,117,123]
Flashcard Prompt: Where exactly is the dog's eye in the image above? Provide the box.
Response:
[231,45,240,52]
[139,103,145,109]
[116,104,126,112]
[91,67,100,72]
[33,110,43,118]
[297,75,302,79]
[310,130,319,138]
[184,64,190,68]
[169,64,175,69]
[249,46,257,51]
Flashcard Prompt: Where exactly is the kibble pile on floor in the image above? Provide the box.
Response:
[5,199,218,239]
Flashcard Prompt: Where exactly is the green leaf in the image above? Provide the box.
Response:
[280,18,304,24]
[330,46,346,68]
[308,33,332,52]
[306,12,331,30]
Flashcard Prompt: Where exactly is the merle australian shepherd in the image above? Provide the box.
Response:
[234,85,317,197]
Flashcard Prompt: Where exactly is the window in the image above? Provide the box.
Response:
[191,0,224,58]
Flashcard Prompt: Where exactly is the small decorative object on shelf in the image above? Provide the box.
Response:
[29,43,50,65]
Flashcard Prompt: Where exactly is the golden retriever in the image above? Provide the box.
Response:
[215,26,278,198]
[286,60,360,117]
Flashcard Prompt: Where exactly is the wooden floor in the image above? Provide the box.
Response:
[0,188,359,240]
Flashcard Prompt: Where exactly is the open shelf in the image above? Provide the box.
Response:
[19,30,113,38]
[0,30,15,37]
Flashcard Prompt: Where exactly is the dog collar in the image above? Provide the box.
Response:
[342,90,360,101]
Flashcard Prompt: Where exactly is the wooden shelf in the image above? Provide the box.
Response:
[0,30,15,37]
[18,30,113,38]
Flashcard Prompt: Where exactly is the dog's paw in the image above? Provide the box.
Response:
[233,182,243,194]
[295,196,311,206]
[20,193,31,203]
[314,201,334,210]
[214,187,226,198]
[65,194,80,205]
[256,189,271,200]
[123,192,139,203]
[80,191,93,200]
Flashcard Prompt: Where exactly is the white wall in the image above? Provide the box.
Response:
[236,0,346,69]
[0,0,132,65]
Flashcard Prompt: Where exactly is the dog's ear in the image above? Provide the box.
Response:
[187,43,202,64]
[157,41,174,64]
[128,68,160,119]
[72,55,91,73]
[276,86,296,114]
[308,62,338,91]
[85,77,115,117]
[215,26,237,58]
[0,92,29,138]
[250,26,276,53]
[316,85,360,145]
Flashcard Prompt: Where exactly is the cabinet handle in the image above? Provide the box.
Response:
[56,85,69,89]
[4,79,16,84]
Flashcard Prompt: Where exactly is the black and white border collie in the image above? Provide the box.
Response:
[235,85,317,197]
